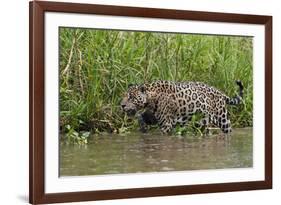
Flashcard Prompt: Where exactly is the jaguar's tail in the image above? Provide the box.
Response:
[226,80,243,105]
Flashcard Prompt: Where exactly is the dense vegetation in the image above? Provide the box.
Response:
[59,27,253,143]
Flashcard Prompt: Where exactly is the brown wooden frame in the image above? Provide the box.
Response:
[29,1,272,204]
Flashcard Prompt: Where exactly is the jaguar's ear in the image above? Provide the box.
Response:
[139,85,146,93]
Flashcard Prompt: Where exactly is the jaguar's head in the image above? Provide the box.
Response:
[120,84,148,116]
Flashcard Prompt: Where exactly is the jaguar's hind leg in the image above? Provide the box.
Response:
[220,119,232,134]
[217,108,232,134]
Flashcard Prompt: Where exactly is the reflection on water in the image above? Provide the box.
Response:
[60,128,252,176]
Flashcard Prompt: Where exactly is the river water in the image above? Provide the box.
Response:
[60,128,252,176]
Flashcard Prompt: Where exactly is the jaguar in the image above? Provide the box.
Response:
[121,80,243,134]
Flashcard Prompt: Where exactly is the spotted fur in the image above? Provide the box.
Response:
[121,80,243,134]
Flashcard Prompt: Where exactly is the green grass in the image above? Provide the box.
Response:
[59,27,253,138]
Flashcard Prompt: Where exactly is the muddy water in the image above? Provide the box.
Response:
[60,128,252,176]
